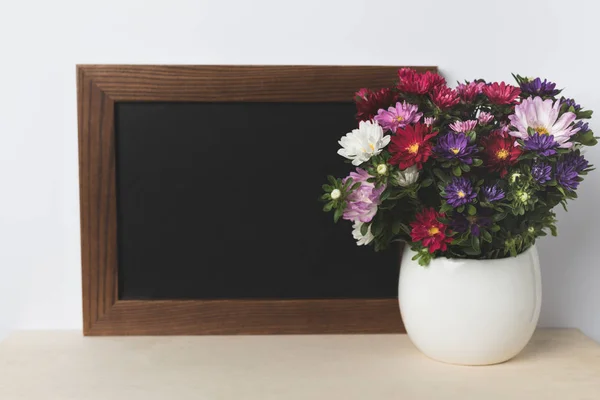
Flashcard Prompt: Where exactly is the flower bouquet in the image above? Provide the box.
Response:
[321,68,596,266]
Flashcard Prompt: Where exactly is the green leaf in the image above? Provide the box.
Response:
[421,178,433,187]
[351,182,362,190]
[360,222,369,236]
[472,158,483,167]
[493,212,508,222]
[433,168,448,182]
[323,202,334,212]
[463,247,481,256]
[452,166,462,177]
[333,207,343,222]
[320,193,330,200]
[322,184,332,192]
[482,230,493,243]
[327,176,337,186]
[577,109,593,119]
[371,219,384,237]
[471,235,481,254]
[467,204,476,215]
[461,164,471,172]
[457,205,465,213]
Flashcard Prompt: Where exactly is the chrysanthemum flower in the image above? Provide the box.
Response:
[449,120,478,133]
[434,132,478,164]
[397,68,446,94]
[531,161,552,184]
[481,183,505,202]
[338,120,390,166]
[374,101,423,132]
[342,168,385,223]
[482,82,521,104]
[519,78,560,97]
[388,123,438,170]
[444,177,477,207]
[354,88,397,121]
[555,152,589,191]
[430,86,460,110]
[352,221,375,246]
[452,212,492,237]
[480,130,522,177]
[410,208,453,253]
[508,96,580,148]
[391,165,419,187]
[523,132,560,156]
[456,81,486,102]
[560,97,581,112]
[477,111,494,125]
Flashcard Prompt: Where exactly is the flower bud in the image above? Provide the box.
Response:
[330,189,341,200]
[376,164,388,175]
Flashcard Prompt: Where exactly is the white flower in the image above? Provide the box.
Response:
[352,221,375,246]
[330,189,341,200]
[392,165,419,187]
[376,164,388,175]
[337,121,390,166]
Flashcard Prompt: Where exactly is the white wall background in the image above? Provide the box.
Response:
[1,0,599,341]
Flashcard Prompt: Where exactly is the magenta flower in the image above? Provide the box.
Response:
[424,117,435,126]
[478,112,494,125]
[449,120,477,133]
[456,81,485,102]
[374,101,423,132]
[342,168,385,223]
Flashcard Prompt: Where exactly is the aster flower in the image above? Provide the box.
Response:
[480,130,522,177]
[397,68,446,94]
[449,120,477,133]
[424,117,435,126]
[430,86,460,110]
[560,97,581,112]
[354,88,397,121]
[481,183,505,202]
[508,96,580,148]
[410,208,453,253]
[391,165,419,187]
[519,77,561,97]
[523,132,559,156]
[388,123,438,169]
[531,161,552,184]
[477,111,494,125]
[574,121,590,133]
[434,132,478,164]
[338,120,390,166]
[456,81,486,102]
[555,152,589,191]
[374,101,423,132]
[452,213,492,237]
[342,168,385,223]
[444,177,477,207]
[482,82,521,104]
[352,221,375,246]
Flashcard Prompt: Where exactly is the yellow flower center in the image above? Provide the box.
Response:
[407,143,420,154]
[496,149,509,160]
[428,226,440,236]
[369,143,375,151]
[535,126,549,135]
[457,190,466,198]
[450,147,460,154]
[396,116,404,122]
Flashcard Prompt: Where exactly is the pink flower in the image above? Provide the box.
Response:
[424,117,435,126]
[430,86,460,110]
[482,82,521,104]
[477,112,494,125]
[456,81,485,102]
[449,120,477,133]
[342,168,385,223]
[374,101,423,132]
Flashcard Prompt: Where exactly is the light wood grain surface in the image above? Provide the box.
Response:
[0,329,599,399]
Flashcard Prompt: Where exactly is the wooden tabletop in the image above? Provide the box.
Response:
[0,329,598,399]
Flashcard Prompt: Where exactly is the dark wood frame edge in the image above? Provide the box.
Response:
[77,65,437,335]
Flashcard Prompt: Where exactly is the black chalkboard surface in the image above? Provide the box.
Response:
[115,102,399,300]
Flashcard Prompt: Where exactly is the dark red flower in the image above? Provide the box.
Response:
[389,123,438,170]
[430,86,460,110]
[410,208,453,253]
[482,82,521,104]
[397,68,446,94]
[354,87,397,121]
[480,130,522,177]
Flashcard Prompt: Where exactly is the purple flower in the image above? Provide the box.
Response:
[519,78,560,97]
[477,112,494,125]
[434,132,478,164]
[449,120,477,133]
[444,177,477,207]
[560,97,581,111]
[481,184,505,202]
[374,101,423,132]
[523,132,559,156]
[555,152,588,191]
[342,168,385,223]
[452,213,492,237]
[531,161,552,184]
[574,121,590,133]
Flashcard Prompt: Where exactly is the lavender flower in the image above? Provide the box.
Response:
[531,161,552,184]
[452,213,492,237]
[555,152,588,191]
[342,168,385,223]
[444,177,477,207]
[449,120,477,133]
[481,184,505,202]
[477,111,494,125]
[374,101,423,132]
[434,133,478,164]
[519,77,560,96]
[523,132,560,156]
[560,97,582,111]
[574,120,590,133]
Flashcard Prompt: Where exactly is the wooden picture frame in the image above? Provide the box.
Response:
[77,65,437,335]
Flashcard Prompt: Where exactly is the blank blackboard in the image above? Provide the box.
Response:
[115,102,399,300]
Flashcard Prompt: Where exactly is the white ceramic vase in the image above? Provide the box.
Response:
[398,245,541,366]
